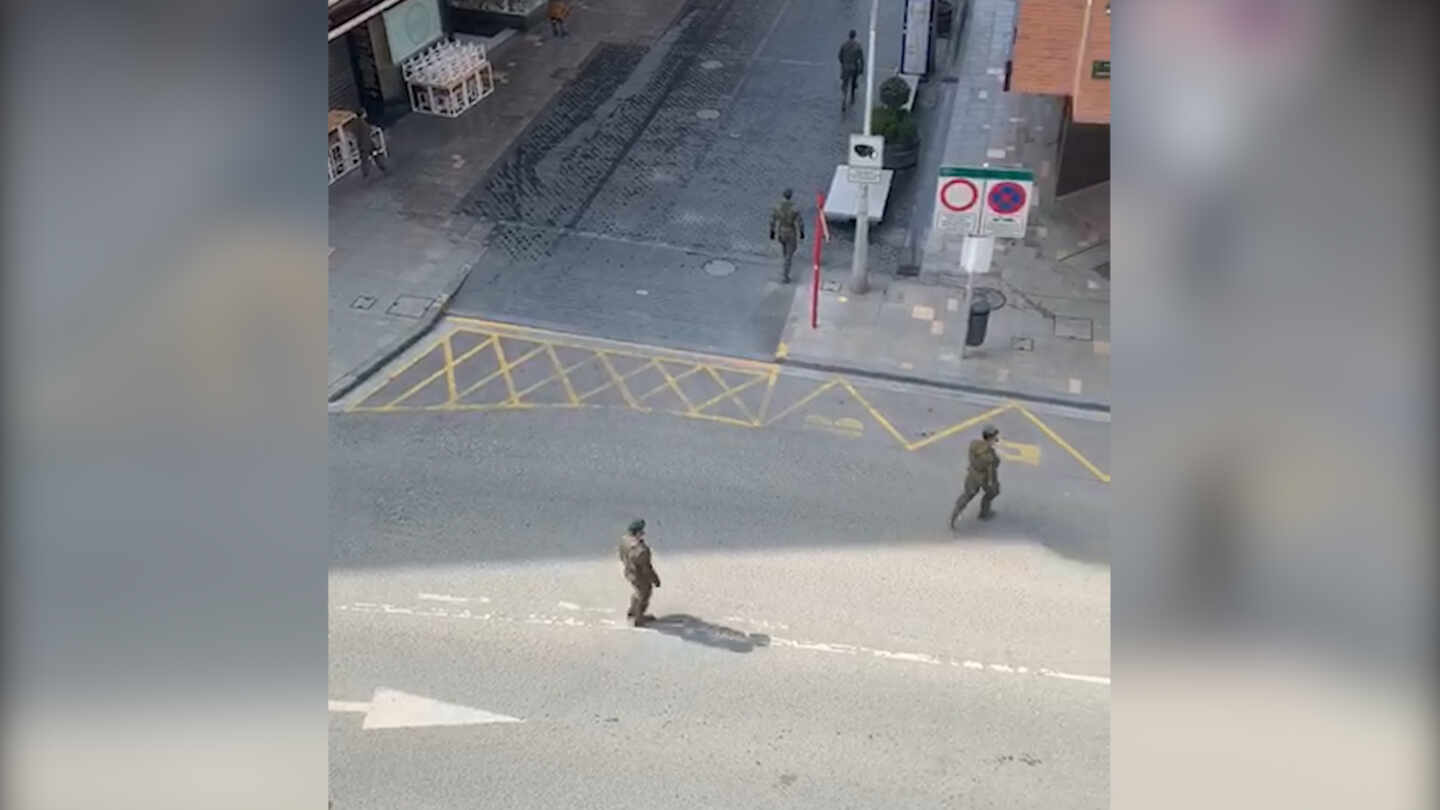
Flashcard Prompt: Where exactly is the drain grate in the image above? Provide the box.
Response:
[351,295,376,311]
[386,295,434,319]
[1054,316,1094,340]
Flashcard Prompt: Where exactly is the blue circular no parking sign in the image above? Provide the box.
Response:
[987,182,1027,215]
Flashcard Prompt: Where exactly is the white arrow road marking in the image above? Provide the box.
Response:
[328,688,523,729]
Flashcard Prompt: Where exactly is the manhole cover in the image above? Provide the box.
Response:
[1012,337,1034,351]
[703,259,736,277]
[696,109,721,120]
[351,295,376,311]
[969,287,1006,310]
[700,60,723,70]
[1055,316,1094,341]
[386,295,434,319]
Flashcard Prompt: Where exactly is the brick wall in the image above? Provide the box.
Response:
[1011,0,1085,95]
[1073,0,1110,123]
[1011,0,1110,123]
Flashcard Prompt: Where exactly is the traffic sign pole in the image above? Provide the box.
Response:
[849,0,879,295]
[812,192,825,329]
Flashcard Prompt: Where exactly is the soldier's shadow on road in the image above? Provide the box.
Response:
[648,614,771,653]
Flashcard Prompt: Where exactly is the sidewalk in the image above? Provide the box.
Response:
[777,0,1110,409]
[328,0,685,400]
[779,190,1110,408]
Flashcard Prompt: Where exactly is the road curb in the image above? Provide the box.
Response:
[327,260,477,404]
[775,355,1111,413]
[443,307,781,366]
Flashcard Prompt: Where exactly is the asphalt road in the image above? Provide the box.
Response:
[448,0,913,359]
[329,377,1108,808]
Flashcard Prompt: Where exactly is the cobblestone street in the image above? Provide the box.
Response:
[449,0,911,359]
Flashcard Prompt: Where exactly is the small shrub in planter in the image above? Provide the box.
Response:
[871,75,919,168]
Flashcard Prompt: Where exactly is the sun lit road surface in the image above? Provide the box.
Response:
[329,385,1109,808]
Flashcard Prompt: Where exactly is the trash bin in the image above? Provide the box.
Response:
[965,298,991,346]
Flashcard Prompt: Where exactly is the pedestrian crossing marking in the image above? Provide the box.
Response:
[346,318,1109,483]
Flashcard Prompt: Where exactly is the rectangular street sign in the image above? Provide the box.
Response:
[848,134,884,170]
[847,166,883,185]
[935,165,1035,239]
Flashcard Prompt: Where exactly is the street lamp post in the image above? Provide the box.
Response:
[848,0,880,295]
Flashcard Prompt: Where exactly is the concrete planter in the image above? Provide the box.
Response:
[883,138,920,170]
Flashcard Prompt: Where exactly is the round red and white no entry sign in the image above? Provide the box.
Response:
[939,178,979,212]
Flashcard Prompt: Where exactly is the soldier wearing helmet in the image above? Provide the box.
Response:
[618,519,661,625]
[950,424,1002,527]
[769,188,805,283]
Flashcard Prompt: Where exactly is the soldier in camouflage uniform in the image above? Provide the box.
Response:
[950,424,1002,527]
[769,188,805,283]
[618,519,661,626]
[838,30,864,111]
[351,109,388,179]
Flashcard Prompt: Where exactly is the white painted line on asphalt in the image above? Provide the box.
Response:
[336,602,1110,688]
[329,700,371,713]
[559,602,617,614]
[1039,670,1111,685]
[418,593,489,604]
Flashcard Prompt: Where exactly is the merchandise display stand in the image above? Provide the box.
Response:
[328,109,387,184]
[401,38,496,118]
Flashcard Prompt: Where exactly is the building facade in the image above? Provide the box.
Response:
[1009,0,1110,194]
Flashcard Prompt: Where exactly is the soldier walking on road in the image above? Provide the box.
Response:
[619,519,661,626]
[950,425,1002,527]
[351,109,388,179]
[769,188,805,283]
[838,30,864,111]
[548,1,571,37]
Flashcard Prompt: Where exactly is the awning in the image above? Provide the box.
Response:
[328,0,409,42]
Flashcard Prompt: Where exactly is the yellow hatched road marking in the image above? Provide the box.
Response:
[839,379,909,448]
[904,403,1015,452]
[443,335,457,403]
[347,323,1110,484]
[595,351,644,410]
[651,359,699,412]
[1016,405,1110,483]
[453,341,546,405]
[546,344,582,406]
[762,378,840,427]
[380,334,495,410]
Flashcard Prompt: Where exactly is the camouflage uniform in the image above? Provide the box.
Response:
[950,435,1001,525]
[351,112,387,178]
[618,527,660,625]
[769,196,805,283]
[838,38,864,109]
